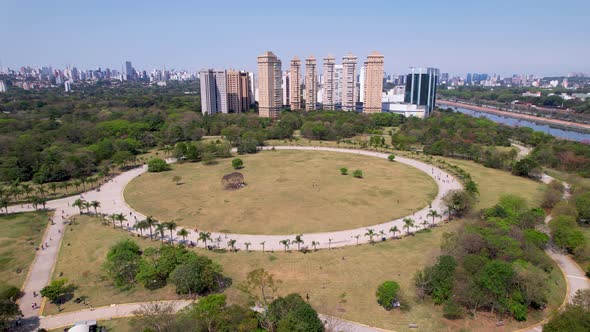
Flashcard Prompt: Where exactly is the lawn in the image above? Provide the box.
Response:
[44,216,179,315]
[0,211,49,289]
[438,157,546,209]
[125,150,437,235]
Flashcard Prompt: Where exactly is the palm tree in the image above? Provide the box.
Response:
[36,186,46,198]
[0,197,10,214]
[116,213,127,229]
[163,145,172,157]
[352,234,361,246]
[177,229,189,243]
[49,183,58,195]
[135,220,148,237]
[421,219,429,229]
[21,184,32,199]
[80,177,88,191]
[403,218,415,235]
[90,201,101,215]
[389,225,399,239]
[427,209,440,227]
[155,223,166,243]
[73,180,82,192]
[293,234,304,251]
[279,239,290,252]
[164,221,177,243]
[108,214,118,228]
[198,231,212,248]
[145,216,158,240]
[328,238,333,250]
[365,228,376,243]
[311,240,319,251]
[379,230,386,240]
[244,242,251,252]
[83,201,92,214]
[30,196,40,210]
[73,199,85,214]
[227,239,237,252]
[60,182,70,194]
[260,241,266,253]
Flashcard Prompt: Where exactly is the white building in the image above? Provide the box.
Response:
[359,66,366,103]
[64,81,71,92]
[0,80,6,92]
[382,103,427,118]
[199,69,228,115]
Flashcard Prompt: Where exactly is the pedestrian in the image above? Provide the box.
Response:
[31,303,35,309]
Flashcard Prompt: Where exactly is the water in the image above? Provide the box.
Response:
[452,106,590,143]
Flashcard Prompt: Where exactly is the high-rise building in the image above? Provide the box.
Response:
[257,51,282,118]
[334,64,343,108]
[248,72,256,104]
[363,51,384,113]
[322,55,336,110]
[125,61,135,81]
[305,56,317,111]
[64,81,71,92]
[341,53,357,111]
[226,70,250,113]
[404,67,439,117]
[0,80,7,93]
[199,69,228,115]
[359,66,366,103]
[282,70,290,107]
[289,57,301,110]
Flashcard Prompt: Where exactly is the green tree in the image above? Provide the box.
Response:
[269,293,324,332]
[389,225,399,239]
[147,158,171,172]
[365,228,376,243]
[102,239,141,289]
[90,200,100,215]
[279,239,290,252]
[427,209,440,227]
[574,191,590,224]
[340,167,348,175]
[177,228,190,243]
[388,154,396,162]
[376,281,401,310]
[293,234,304,251]
[199,231,212,248]
[169,256,223,296]
[403,218,414,235]
[352,169,363,178]
[163,221,177,243]
[40,278,73,312]
[232,158,244,170]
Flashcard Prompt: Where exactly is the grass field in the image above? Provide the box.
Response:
[0,211,49,289]
[125,150,437,234]
[438,157,546,209]
[44,216,179,315]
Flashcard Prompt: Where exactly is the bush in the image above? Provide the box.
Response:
[550,215,586,253]
[340,167,348,175]
[542,188,562,209]
[202,152,215,165]
[147,158,170,172]
[268,294,324,332]
[443,300,464,319]
[232,158,243,169]
[352,169,363,178]
[376,281,400,310]
[388,154,396,162]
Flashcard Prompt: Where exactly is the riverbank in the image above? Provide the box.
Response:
[438,100,590,132]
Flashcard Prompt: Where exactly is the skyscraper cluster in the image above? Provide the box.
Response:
[256,51,385,117]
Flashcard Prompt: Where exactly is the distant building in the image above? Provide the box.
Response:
[125,61,135,81]
[0,80,6,92]
[226,70,250,113]
[404,67,439,117]
[282,70,290,107]
[289,57,302,110]
[341,53,357,111]
[359,66,366,103]
[522,91,542,97]
[322,55,336,110]
[257,51,282,118]
[200,69,228,115]
[334,64,343,107]
[305,56,317,110]
[363,51,384,113]
[64,81,71,92]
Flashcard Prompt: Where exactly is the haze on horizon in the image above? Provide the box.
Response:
[1,0,588,76]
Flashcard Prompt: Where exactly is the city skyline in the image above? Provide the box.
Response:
[1,0,589,76]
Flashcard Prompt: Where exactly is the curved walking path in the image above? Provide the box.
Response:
[8,146,458,331]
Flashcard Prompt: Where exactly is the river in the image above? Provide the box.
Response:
[451,106,590,143]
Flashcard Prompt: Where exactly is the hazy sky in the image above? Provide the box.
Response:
[1,0,589,76]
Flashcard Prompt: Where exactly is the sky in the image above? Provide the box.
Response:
[1,0,589,76]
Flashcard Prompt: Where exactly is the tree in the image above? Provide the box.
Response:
[232,158,244,170]
[575,191,590,224]
[389,225,399,239]
[199,231,212,248]
[427,209,440,227]
[545,290,590,332]
[328,238,333,249]
[172,175,182,185]
[352,169,363,178]
[311,240,319,251]
[244,242,251,252]
[72,198,86,214]
[102,239,141,289]
[189,294,227,331]
[40,278,73,312]
[280,239,290,252]
[134,220,148,237]
[340,167,348,175]
[177,228,189,243]
[413,255,457,304]
[512,157,540,178]
[145,216,158,240]
[403,218,414,235]
[164,221,177,243]
[156,223,166,243]
[388,154,396,162]
[293,234,304,251]
[130,302,177,332]
[116,213,127,228]
[238,268,280,330]
[260,241,266,253]
[268,293,324,332]
[0,299,21,330]
[443,190,475,219]
[376,281,401,310]
[169,256,223,296]
[90,200,100,215]
[228,239,237,251]
[147,158,171,172]
[365,228,376,243]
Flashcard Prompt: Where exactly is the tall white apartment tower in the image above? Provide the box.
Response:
[199,69,228,115]
[341,53,357,111]
[305,56,317,111]
[257,51,282,118]
[322,55,336,110]
[289,57,302,110]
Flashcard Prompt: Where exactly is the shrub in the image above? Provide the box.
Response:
[542,188,562,209]
[443,300,464,319]
[340,167,348,175]
[202,152,215,165]
[388,154,396,162]
[549,215,586,253]
[376,281,400,310]
[232,158,243,169]
[147,158,170,172]
[352,169,363,178]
